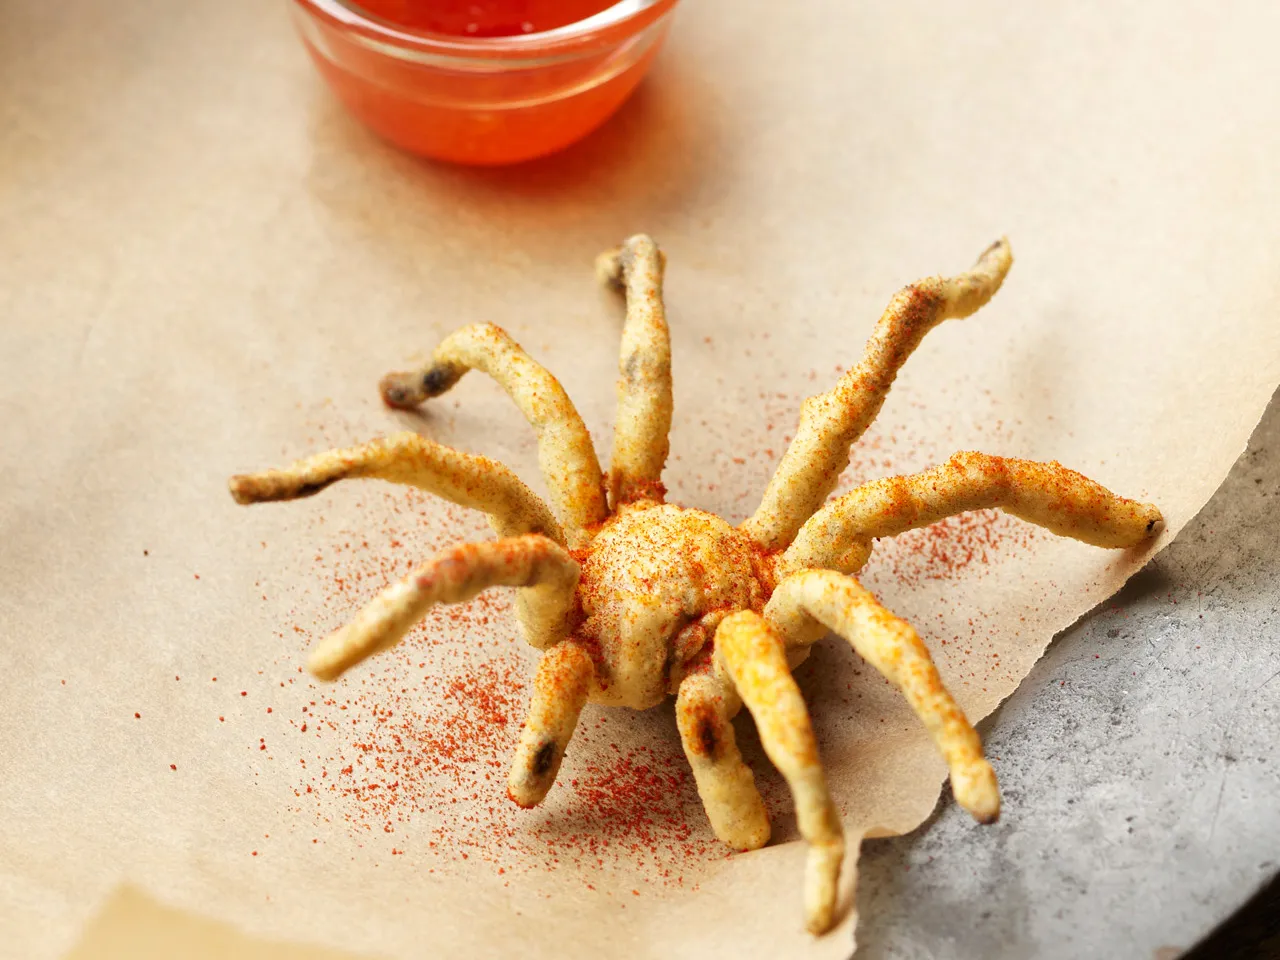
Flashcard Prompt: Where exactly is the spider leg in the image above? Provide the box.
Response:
[713,611,845,935]
[229,431,563,544]
[307,535,579,681]
[783,451,1165,574]
[378,323,606,546]
[675,669,771,851]
[765,570,1000,824]
[743,239,1014,549]
[596,234,672,507]
[508,640,595,808]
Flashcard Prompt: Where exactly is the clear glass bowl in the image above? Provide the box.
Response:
[290,0,680,165]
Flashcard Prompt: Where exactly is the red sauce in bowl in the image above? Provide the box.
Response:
[356,0,616,37]
[291,0,679,165]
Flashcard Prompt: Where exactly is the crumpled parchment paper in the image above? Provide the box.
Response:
[3,0,1279,957]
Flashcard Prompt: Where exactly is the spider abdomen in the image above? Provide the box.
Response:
[575,503,777,709]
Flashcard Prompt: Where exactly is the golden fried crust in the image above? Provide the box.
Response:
[597,235,673,508]
[766,570,1000,825]
[308,535,579,681]
[714,612,845,935]
[378,323,607,547]
[226,236,1172,939]
[675,670,770,851]
[229,431,564,544]
[743,239,1014,550]
[508,641,595,808]
[575,503,774,709]
[783,451,1165,574]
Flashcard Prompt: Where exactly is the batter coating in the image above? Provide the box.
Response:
[229,234,1163,934]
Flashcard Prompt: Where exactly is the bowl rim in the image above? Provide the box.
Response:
[294,0,676,54]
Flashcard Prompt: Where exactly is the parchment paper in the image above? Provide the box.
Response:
[3,0,1279,957]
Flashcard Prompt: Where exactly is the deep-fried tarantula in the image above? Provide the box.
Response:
[230,236,1162,934]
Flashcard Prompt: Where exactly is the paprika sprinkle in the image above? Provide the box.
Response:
[229,235,1163,935]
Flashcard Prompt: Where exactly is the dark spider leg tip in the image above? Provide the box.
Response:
[380,365,460,409]
[531,741,557,777]
[378,371,427,410]
[979,237,1007,258]
[507,742,560,810]
[228,474,335,504]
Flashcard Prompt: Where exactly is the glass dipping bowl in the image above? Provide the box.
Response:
[289,0,680,165]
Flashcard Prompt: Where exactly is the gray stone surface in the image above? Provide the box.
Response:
[855,391,1280,960]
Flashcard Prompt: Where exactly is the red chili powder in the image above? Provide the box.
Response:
[871,509,1042,589]
[239,365,1035,880]
[236,410,723,885]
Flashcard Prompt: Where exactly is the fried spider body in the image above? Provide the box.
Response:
[229,236,1163,934]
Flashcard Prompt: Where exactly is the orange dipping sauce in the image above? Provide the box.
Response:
[289,0,680,165]
[356,0,616,38]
